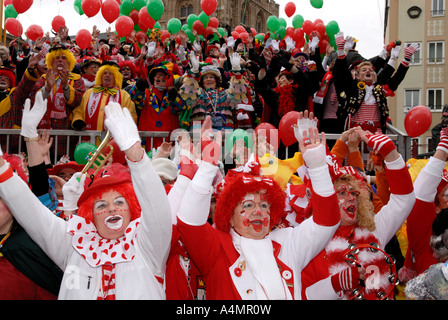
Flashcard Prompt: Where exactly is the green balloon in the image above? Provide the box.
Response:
[310,0,324,9]
[254,34,264,42]
[326,20,340,36]
[5,4,18,19]
[147,0,165,21]
[74,143,97,165]
[167,18,182,34]
[73,0,84,16]
[292,14,304,29]
[225,129,254,155]
[153,21,161,31]
[276,26,286,40]
[266,15,280,32]
[133,0,147,11]
[187,14,198,29]
[181,24,189,31]
[185,29,195,42]
[120,0,133,16]
[278,17,287,29]
[198,11,210,27]
[217,27,227,37]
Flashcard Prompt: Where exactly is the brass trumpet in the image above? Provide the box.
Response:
[81,130,114,177]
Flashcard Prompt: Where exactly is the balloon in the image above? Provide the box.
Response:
[101,0,120,24]
[208,17,219,29]
[255,123,279,151]
[75,29,92,49]
[310,0,324,9]
[167,18,181,34]
[4,4,18,18]
[120,0,133,15]
[12,0,33,14]
[234,25,246,34]
[4,0,13,7]
[292,14,304,29]
[404,105,432,137]
[279,111,300,147]
[82,0,101,17]
[115,15,134,37]
[74,142,97,165]
[129,9,139,25]
[51,15,65,32]
[284,2,296,17]
[5,18,22,37]
[326,20,340,36]
[292,28,304,42]
[217,27,226,37]
[302,20,313,35]
[278,17,287,29]
[204,26,215,39]
[314,23,326,37]
[133,0,146,11]
[225,129,254,155]
[192,20,204,34]
[138,6,155,30]
[25,24,43,41]
[187,13,198,29]
[201,0,217,16]
[198,11,210,27]
[266,15,279,32]
[74,0,84,15]
[147,0,164,21]
[276,26,286,40]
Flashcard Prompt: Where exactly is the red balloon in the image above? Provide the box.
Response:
[201,0,217,16]
[101,0,120,24]
[203,26,215,38]
[51,15,66,33]
[404,105,432,137]
[250,27,257,36]
[279,111,300,147]
[292,28,304,43]
[255,122,279,151]
[239,31,249,43]
[5,18,22,37]
[234,25,245,34]
[81,0,101,18]
[192,20,204,35]
[208,17,219,29]
[302,20,314,35]
[230,30,239,39]
[161,29,170,41]
[284,2,296,18]
[25,24,43,41]
[4,0,13,7]
[138,7,155,31]
[75,29,92,49]
[12,0,33,14]
[314,23,326,37]
[115,15,134,37]
[129,9,139,25]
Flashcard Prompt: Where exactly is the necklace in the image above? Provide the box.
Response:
[0,232,11,257]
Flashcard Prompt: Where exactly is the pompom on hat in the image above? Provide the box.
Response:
[152,158,178,181]
[213,154,286,233]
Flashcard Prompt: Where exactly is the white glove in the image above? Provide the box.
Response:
[193,40,202,52]
[294,116,318,141]
[230,52,241,70]
[271,40,279,52]
[264,38,273,49]
[302,144,327,170]
[285,37,296,52]
[21,91,47,139]
[379,47,388,60]
[219,43,227,55]
[344,36,355,52]
[226,36,235,48]
[390,45,401,60]
[177,45,186,61]
[62,172,86,211]
[147,42,156,58]
[104,102,141,151]
[309,36,319,52]
[190,54,200,73]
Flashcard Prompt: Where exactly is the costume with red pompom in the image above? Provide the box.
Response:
[177,150,340,299]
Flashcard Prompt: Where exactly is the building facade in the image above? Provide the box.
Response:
[159,0,279,34]
[385,0,448,155]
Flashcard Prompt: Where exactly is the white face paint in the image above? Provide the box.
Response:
[103,215,124,231]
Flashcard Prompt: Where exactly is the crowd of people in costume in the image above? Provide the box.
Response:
[0,21,447,301]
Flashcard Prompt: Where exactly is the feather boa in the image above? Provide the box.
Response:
[274,84,297,117]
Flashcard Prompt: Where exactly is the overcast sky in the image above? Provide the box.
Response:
[15,0,386,58]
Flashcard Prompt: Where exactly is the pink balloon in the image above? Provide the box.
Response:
[76,29,92,49]
[82,0,101,18]
[12,0,33,14]
[101,0,120,24]
[115,15,134,37]
[25,24,43,41]
[5,18,22,37]
[52,15,66,33]
[404,105,432,137]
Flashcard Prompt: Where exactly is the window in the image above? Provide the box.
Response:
[404,89,421,112]
[432,0,445,16]
[179,4,193,25]
[405,42,422,64]
[428,41,444,64]
[427,88,444,111]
